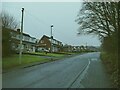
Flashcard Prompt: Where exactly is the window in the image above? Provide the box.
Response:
[41,40,44,43]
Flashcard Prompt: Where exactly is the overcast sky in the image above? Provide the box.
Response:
[2,2,101,46]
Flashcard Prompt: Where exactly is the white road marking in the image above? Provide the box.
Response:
[69,59,91,88]
[91,58,98,61]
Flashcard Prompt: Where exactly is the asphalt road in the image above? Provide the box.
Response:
[2,52,112,88]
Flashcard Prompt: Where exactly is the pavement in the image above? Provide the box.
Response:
[2,52,112,88]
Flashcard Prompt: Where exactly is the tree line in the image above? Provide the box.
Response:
[76,2,119,54]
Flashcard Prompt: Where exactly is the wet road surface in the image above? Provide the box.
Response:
[3,52,112,88]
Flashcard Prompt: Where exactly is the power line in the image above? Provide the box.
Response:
[25,10,49,26]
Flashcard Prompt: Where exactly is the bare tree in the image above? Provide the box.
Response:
[76,2,119,40]
[0,11,18,29]
[1,11,18,57]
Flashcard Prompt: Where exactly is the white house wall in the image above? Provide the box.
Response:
[10,31,37,53]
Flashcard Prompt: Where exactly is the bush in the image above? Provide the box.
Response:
[100,52,118,88]
[101,33,118,54]
[2,28,12,57]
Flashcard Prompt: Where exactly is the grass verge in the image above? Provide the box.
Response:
[23,52,76,57]
[2,52,83,72]
[2,54,50,71]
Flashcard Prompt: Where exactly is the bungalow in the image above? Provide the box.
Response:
[36,35,63,52]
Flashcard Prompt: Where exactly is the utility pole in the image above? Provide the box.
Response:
[19,8,24,64]
[50,24,53,53]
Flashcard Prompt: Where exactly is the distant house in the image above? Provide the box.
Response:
[86,46,100,51]
[72,46,81,52]
[10,29,37,53]
[63,45,83,52]
[63,44,73,52]
[36,35,63,52]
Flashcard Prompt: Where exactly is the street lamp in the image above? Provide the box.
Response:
[50,24,53,53]
[19,8,24,64]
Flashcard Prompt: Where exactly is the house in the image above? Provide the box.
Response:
[63,44,73,52]
[10,29,37,53]
[86,46,100,52]
[36,35,63,52]
[63,45,86,52]
[72,46,81,52]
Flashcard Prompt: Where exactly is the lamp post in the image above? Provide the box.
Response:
[50,24,53,53]
[19,8,24,64]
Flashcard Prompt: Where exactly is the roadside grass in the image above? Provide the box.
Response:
[100,52,118,88]
[40,53,65,57]
[2,52,83,71]
[2,52,76,71]
[24,52,77,57]
[2,54,50,71]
